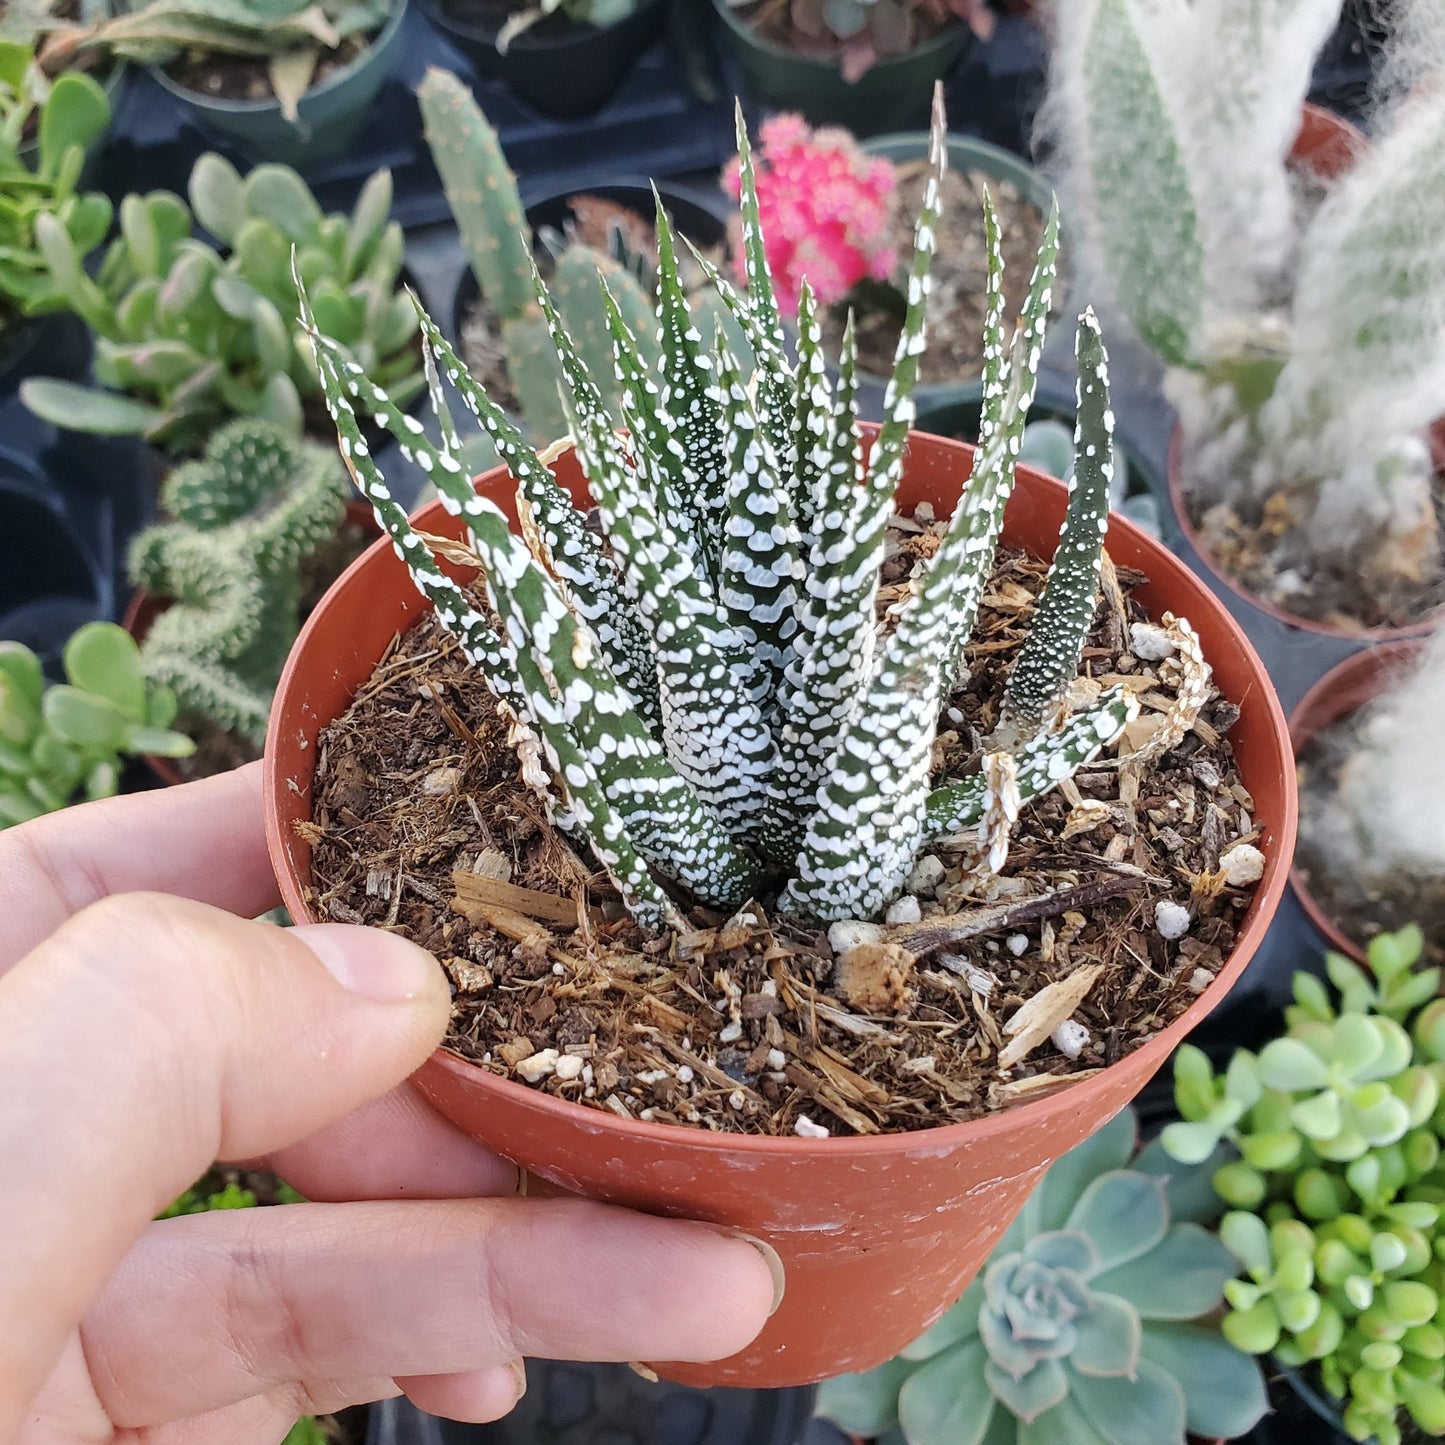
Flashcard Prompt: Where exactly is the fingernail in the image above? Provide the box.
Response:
[727,1231,786,1316]
[506,1358,527,1402]
[298,924,440,1004]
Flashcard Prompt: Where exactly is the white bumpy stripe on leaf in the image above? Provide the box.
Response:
[1003,308,1115,724]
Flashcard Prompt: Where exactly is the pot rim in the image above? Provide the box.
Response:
[709,0,969,71]
[265,426,1297,1158]
[145,0,407,117]
[1287,637,1430,962]
[415,0,661,49]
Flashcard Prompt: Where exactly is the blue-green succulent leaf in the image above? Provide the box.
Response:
[1068,1292,1141,1377]
[897,1338,999,1445]
[1027,1109,1136,1235]
[1064,1171,1169,1274]
[984,1357,1069,1424]
[1091,1224,1236,1320]
[1068,1357,1187,1445]
[1138,1324,1268,1439]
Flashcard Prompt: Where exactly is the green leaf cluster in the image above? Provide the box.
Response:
[1162,928,1445,1445]
[0,622,194,827]
[22,151,421,454]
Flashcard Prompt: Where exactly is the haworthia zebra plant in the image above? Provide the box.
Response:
[303,91,1156,933]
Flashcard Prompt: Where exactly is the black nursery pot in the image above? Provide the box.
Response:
[416,0,665,118]
[365,1367,817,1445]
[449,178,732,345]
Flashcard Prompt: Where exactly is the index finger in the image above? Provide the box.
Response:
[0,763,279,969]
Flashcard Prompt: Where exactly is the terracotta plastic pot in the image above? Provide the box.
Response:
[1166,104,1445,686]
[264,427,1296,1389]
[1287,639,1427,964]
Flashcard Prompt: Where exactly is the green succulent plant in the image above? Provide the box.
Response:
[815,1107,1268,1445]
[494,0,641,51]
[0,41,111,339]
[418,66,742,449]
[0,622,194,827]
[64,0,392,120]
[1162,928,1445,1445]
[128,417,348,746]
[21,152,421,454]
[303,91,1166,931]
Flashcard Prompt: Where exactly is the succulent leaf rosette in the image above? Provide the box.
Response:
[1163,928,1445,1445]
[299,90,1182,935]
[815,1107,1268,1444]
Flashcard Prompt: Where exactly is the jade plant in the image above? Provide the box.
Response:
[22,151,421,453]
[303,92,1189,932]
[0,43,111,342]
[57,0,392,119]
[815,1106,1268,1444]
[419,66,739,448]
[129,417,348,746]
[0,622,193,826]
[1162,928,1445,1445]
[1044,0,1445,620]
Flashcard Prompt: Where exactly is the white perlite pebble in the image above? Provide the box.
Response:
[1155,901,1192,939]
[719,1022,744,1044]
[1219,843,1266,886]
[1006,934,1029,957]
[828,920,885,954]
[886,895,923,925]
[1129,622,1176,661]
[1052,1020,1091,1060]
[766,1048,787,1071]
[795,1115,831,1138]
[421,765,463,796]
[515,1049,559,1083]
[1187,967,1214,994]
[553,1054,585,1082]
[905,855,946,894]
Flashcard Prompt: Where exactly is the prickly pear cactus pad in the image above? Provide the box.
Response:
[301,94,1265,1136]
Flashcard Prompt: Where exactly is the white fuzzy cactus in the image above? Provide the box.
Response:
[302,94,1151,933]
[1044,0,1445,592]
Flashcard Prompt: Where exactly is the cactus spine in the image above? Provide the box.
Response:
[128,418,347,744]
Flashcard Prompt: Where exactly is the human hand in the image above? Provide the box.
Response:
[0,763,777,1445]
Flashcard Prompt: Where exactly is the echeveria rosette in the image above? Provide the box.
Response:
[815,1109,1267,1445]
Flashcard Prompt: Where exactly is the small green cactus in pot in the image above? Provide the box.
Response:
[1162,927,1445,1445]
[814,1106,1269,1444]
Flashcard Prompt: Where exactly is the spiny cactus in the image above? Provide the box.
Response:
[62,0,392,119]
[21,152,421,454]
[0,43,111,339]
[0,623,193,826]
[1163,929,1445,1445]
[418,66,727,446]
[129,418,347,745]
[306,92,1161,932]
[1044,0,1445,605]
[815,1106,1268,1445]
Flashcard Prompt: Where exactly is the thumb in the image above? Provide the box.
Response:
[0,893,448,1433]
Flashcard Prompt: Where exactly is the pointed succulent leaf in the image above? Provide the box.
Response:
[1063,1171,1168,1274]
[1017,1396,1113,1445]
[1024,1230,1099,1276]
[814,1354,916,1437]
[1091,1223,1237,1319]
[1068,1356,1188,1445]
[894,1339,999,1445]
[1003,310,1114,724]
[900,1279,984,1360]
[789,279,833,539]
[1069,1292,1141,1377]
[984,1356,1069,1424]
[1026,1108,1136,1236]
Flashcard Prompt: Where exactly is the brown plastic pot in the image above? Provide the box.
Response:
[1167,103,1445,646]
[263,427,1296,1389]
[1287,639,1428,963]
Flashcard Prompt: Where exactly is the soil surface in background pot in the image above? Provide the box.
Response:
[304,509,1263,1138]
[164,33,375,102]
[1295,716,1445,968]
[727,0,953,58]
[818,163,1056,385]
[428,0,594,35]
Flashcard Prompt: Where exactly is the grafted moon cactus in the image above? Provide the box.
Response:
[815,1108,1268,1444]
[302,91,1175,933]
